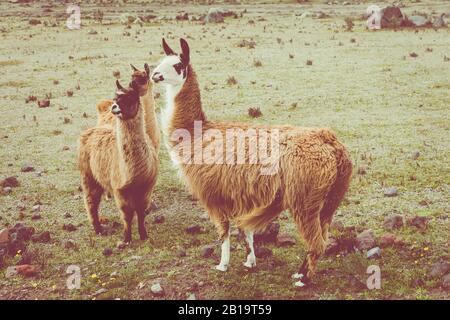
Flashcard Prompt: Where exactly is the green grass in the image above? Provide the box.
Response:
[0,2,449,300]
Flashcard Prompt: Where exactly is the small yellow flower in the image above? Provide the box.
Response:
[17,250,22,254]
[423,247,429,251]
[32,282,38,288]
[52,285,57,290]
[102,282,106,287]
[91,274,98,279]
[336,254,341,258]
[414,260,418,264]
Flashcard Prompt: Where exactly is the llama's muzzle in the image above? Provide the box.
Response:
[111,103,121,116]
[151,72,164,83]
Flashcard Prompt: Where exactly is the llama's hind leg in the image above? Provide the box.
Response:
[81,175,104,234]
[291,204,326,287]
[243,230,256,269]
[214,219,230,272]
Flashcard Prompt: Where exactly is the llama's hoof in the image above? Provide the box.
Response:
[215,264,228,272]
[292,272,304,279]
[243,261,256,269]
[294,280,306,288]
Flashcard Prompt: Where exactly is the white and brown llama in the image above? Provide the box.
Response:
[96,63,160,151]
[151,38,352,286]
[78,79,159,243]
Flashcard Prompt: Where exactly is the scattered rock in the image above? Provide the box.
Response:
[0,228,9,245]
[29,19,41,25]
[383,214,404,230]
[31,204,41,212]
[153,214,165,224]
[116,241,127,250]
[429,261,448,278]
[407,216,429,231]
[411,151,420,160]
[88,29,98,35]
[409,52,418,58]
[185,224,203,235]
[248,107,262,118]
[356,229,376,250]
[0,176,20,188]
[255,246,272,258]
[62,239,77,250]
[93,288,108,297]
[367,247,381,259]
[31,213,41,220]
[2,186,12,194]
[357,165,367,175]
[206,8,224,23]
[176,12,189,21]
[21,165,35,173]
[37,99,50,108]
[200,245,214,258]
[103,248,113,257]
[407,15,431,27]
[276,234,296,247]
[31,231,51,243]
[62,223,77,232]
[10,223,35,242]
[177,248,187,258]
[63,212,72,219]
[237,39,256,49]
[254,222,280,244]
[379,233,403,247]
[442,274,450,289]
[150,282,164,296]
[383,187,398,197]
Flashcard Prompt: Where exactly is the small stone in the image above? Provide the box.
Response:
[62,223,77,232]
[187,293,196,300]
[63,212,72,218]
[254,222,280,244]
[73,194,81,200]
[442,274,450,289]
[383,214,404,230]
[21,165,35,173]
[150,282,164,296]
[0,176,20,188]
[88,29,98,35]
[356,229,376,250]
[2,186,12,194]
[93,288,108,296]
[103,248,113,257]
[6,266,18,278]
[379,233,403,248]
[185,224,203,235]
[276,234,296,247]
[255,247,272,258]
[116,241,127,250]
[31,205,41,212]
[31,213,41,220]
[110,271,118,277]
[37,99,50,108]
[63,239,77,250]
[200,245,214,258]
[153,214,165,224]
[407,216,428,231]
[177,249,187,257]
[384,187,398,197]
[31,231,51,243]
[411,151,420,160]
[429,261,448,278]
[367,247,381,259]
[357,165,367,175]
[0,228,9,245]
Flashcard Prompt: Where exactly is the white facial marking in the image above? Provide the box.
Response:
[152,55,186,86]
[243,230,256,269]
[216,229,230,272]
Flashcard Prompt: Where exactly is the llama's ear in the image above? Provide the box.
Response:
[116,80,125,94]
[130,64,138,72]
[180,38,190,65]
[162,38,175,56]
[144,63,150,75]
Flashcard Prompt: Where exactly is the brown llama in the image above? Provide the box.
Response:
[78,79,158,243]
[151,38,352,286]
[96,64,160,151]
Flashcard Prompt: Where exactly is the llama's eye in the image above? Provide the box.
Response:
[173,63,183,75]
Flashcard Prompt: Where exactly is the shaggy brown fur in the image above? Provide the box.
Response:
[96,64,160,151]
[159,40,352,282]
[78,80,158,243]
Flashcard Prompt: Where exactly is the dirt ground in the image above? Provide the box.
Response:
[0,1,449,300]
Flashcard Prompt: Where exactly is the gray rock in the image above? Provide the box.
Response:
[150,282,164,296]
[356,229,376,250]
[442,274,450,289]
[367,247,381,259]
[93,288,108,296]
[408,15,431,27]
[2,187,12,194]
[384,187,398,197]
[383,214,404,230]
[153,214,165,224]
[201,245,214,258]
[0,176,20,188]
[206,8,224,23]
[21,165,35,173]
[0,228,9,245]
[5,266,18,278]
[31,231,51,243]
[62,239,77,250]
[31,205,41,212]
[429,261,448,278]
[411,151,420,160]
[185,224,203,235]
[407,216,428,231]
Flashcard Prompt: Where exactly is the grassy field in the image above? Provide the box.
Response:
[0,1,449,299]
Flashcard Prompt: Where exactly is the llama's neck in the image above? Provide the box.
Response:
[162,66,206,135]
[141,87,160,151]
[115,107,151,183]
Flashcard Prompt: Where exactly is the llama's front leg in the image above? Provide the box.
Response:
[136,208,148,241]
[215,222,230,272]
[243,230,256,269]
[120,207,134,244]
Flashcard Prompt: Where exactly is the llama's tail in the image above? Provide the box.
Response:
[236,194,282,232]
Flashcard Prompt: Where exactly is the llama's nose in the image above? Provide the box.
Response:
[152,72,164,83]
[111,104,121,115]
